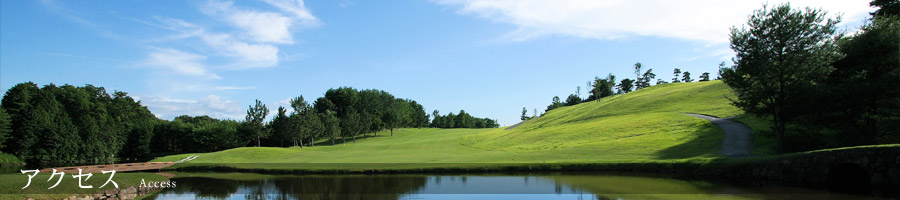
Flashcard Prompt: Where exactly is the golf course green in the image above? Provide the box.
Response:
[152,81,773,171]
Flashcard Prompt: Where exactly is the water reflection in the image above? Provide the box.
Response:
[146,172,890,200]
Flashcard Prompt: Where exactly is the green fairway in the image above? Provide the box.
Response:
[153,81,773,171]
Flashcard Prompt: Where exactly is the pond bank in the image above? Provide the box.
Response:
[166,145,899,196]
[146,172,894,199]
[23,186,161,200]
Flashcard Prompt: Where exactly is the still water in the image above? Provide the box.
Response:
[144,172,890,200]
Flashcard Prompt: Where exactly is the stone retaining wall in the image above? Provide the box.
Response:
[709,146,900,189]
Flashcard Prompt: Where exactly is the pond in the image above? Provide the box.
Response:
[144,172,892,200]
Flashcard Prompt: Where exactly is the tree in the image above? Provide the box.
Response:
[302,108,323,147]
[716,62,727,80]
[672,68,682,83]
[2,82,41,162]
[637,68,656,89]
[723,3,841,153]
[341,107,362,143]
[588,74,617,101]
[323,111,341,145]
[383,101,404,136]
[290,96,308,114]
[521,107,528,120]
[191,119,241,152]
[870,0,899,17]
[408,100,429,128]
[656,79,667,85]
[0,108,10,149]
[826,8,900,144]
[682,71,694,83]
[546,96,563,112]
[699,72,711,82]
[633,62,644,89]
[575,86,581,100]
[617,78,635,93]
[270,106,292,147]
[431,110,441,127]
[245,99,270,147]
[289,96,309,147]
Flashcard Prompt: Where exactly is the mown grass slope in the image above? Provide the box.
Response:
[462,80,744,158]
[154,81,765,170]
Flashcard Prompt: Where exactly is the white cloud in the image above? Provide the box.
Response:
[271,98,293,109]
[138,95,244,120]
[433,0,875,44]
[140,48,221,79]
[213,86,257,90]
[261,0,319,25]
[152,17,205,40]
[135,0,318,75]
[203,0,318,44]
[202,33,280,68]
[230,10,293,43]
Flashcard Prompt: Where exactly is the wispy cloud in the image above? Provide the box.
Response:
[136,0,321,73]
[433,0,875,44]
[138,95,244,120]
[213,86,257,90]
[201,33,280,69]
[261,0,320,26]
[33,0,315,120]
[38,0,122,39]
[203,0,297,44]
[139,48,222,80]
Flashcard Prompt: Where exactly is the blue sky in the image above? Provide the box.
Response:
[0,0,875,126]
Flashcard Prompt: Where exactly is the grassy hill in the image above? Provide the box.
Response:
[462,80,744,158]
[153,81,768,171]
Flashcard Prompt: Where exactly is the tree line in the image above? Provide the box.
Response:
[0,84,496,163]
[540,64,713,115]
[722,1,899,153]
[0,83,158,163]
[430,110,499,128]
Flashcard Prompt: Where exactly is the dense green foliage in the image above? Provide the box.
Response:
[245,100,270,147]
[724,3,841,153]
[1,83,158,163]
[616,78,634,93]
[723,1,900,153]
[151,115,246,154]
[870,0,899,16]
[825,13,900,145]
[0,152,23,165]
[429,110,499,128]
[0,108,10,149]
[1,83,480,163]
[586,74,617,101]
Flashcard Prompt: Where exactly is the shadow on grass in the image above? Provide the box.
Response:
[312,134,383,146]
[653,123,724,159]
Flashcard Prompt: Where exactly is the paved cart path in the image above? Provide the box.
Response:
[685,113,754,157]
[38,155,199,173]
[39,162,174,173]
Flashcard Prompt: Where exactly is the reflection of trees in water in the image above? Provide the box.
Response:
[152,177,242,199]
[154,175,427,200]
[271,175,427,200]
